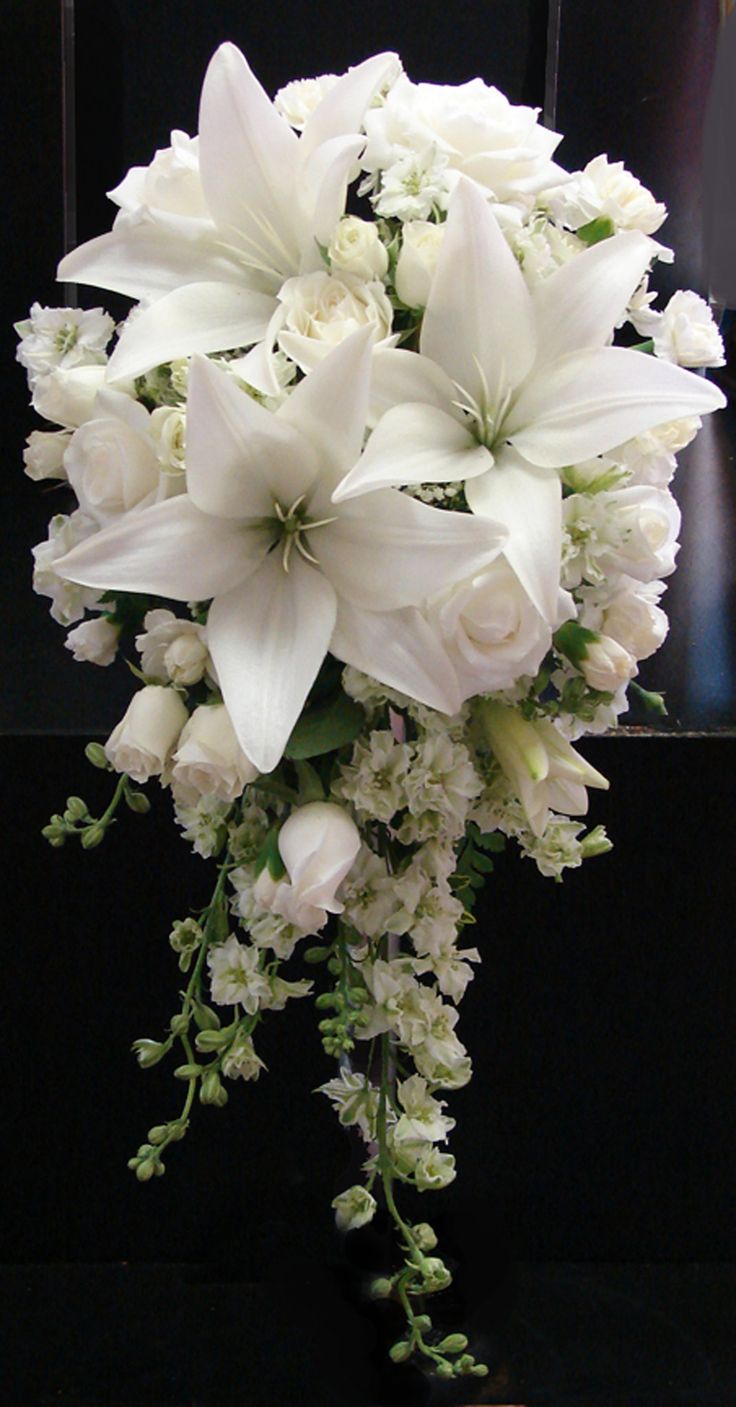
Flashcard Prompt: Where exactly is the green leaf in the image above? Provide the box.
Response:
[576,215,615,246]
[285,691,365,759]
[294,758,326,802]
[554,620,599,667]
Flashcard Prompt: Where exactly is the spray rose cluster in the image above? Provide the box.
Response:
[21,42,724,1381]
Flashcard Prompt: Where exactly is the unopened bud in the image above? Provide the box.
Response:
[169,1013,190,1037]
[412,1222,438,1251]
[435,1362,453,1379]
[132,1039,166,1068]
[81,824,106,850]
[194,1028,231,1052]
[193,1001,221,1032]
[389,1341,411,1364]
[85,742,109,769]
[370,1277,393,1300]
[147,1125,169,1146]
[199,1069,224,1104]
[304,946,330,964]
[65,796,88,822]
[438,1334,468,1354]
[174,1062,203,1080]
[125,789,151,815]
[135,1159,156,1183]
[580,824,613,859]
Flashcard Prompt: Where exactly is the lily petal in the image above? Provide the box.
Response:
[331,602,461,715]
[55,496,265,599]
[421,177,536,406]
[369,347,459,426]
[187,356,318,517]
[198,43,300,283]
[318,490,506,611]
[505,346,726,467]
[57,222,244,301]
[332,402,492,502]
[300,52,399,156]
[465,449,562,624]
[532,230,654,371]
[278,327,373,485]
[107,282,276,382]
[207,553,337,773]
[299,134,367,257]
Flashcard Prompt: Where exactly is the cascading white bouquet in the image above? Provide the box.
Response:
[19,43,725,1380]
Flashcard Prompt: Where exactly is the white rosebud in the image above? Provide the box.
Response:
[23,429,71,481]
[32,365,107,428]
[163,634,209,686]
[580,633,638,693]
[395,220,445,307]
[105,685,188,784]
[328,216,389,281]
[65,616,120,667]
[652,290,725,368]
[110,130,207,221]
[136,608,212,685]
[602,585,668,661]
[171,704,258,803]
[276,271,393,373]
[478,700,609,838]
[276,801,362,931]
[150,405,187,475]
[331,1185,377,1232]
[64,407,161,523]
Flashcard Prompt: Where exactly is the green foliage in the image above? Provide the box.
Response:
[452,823,505,912]
[285,689,365,759]
[576,214,615,245]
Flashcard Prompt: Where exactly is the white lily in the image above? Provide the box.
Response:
[333,179,725,626]
[58,44,398,387]
[54,330,505,772]
[478,699,609,837]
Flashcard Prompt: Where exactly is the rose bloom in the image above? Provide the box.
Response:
[171,704,258,803]
[105,685,188,783]
[65,616,120,666]
[328,216,389,281]
[394,221,445,308]
[64,403,162,524]
[276,270,393,371]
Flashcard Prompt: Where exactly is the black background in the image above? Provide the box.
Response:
[1,3,735,1404]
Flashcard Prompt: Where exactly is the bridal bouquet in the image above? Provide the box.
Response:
[20,44,725,1379]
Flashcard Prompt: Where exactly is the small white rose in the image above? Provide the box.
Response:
[172,704,258,803]
[136,608,213,685]
[580,633,638,693]
[395,221,445,308]
[276,801,362,932]
[64,408,161,523]
[110,130,208,222]
[105,685,188,784]
[150,405,187,475]
[65,616,120,667]
[32,365,107,428]
[331,1185,377,1232]
[23,429,71,482]
[274,74,340,129]
[276,270,393,373]
[328,216,389,281]
[602,585,668,661]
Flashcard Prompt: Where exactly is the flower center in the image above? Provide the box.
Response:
[270,493,337,573]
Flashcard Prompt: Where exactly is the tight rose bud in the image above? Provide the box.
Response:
[328,216,389,281]
[171,704,258,802]
[602,587,668,661]
[395,221,445,307]
[580,633,638,693]
[105,685,188,783]
[65,616,120,666]
[277,801,361,930]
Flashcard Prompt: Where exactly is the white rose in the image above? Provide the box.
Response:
[15,303,113,387]
[32,365,107,428]
[136,609,212,685]
[362,74,565,211]
[64,405,161,524]
[105,685,188,783]
[602,584,668,661]
[428,558,571,700]
[172,704,258,803]
[651,291,725,368]
[109,130,208,224]
[328,216,389,281]
[64,616,120,666]
[395,221,445,307]
[611,417,701,487]
[276,271,394,373]
[23,429,71,481]
[580,633,637,693]
[276,801,362,931]
[542,154,666,235]
[274,74,340,129]
[150,405,187,475]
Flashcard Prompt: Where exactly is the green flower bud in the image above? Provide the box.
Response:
[456,1353,475,1372]
[194,1028,232,1053]
[304,946,331,964]
[132,1039,166,1068]
[470,1363,489,1377]
[315,992,338,1010]
[412,1223,438,1251]
[64,796,89,822]
[169,1013,190,1038]
[421,1257,452,1293]
[167,1121,188,1142]
[174,1062,202,1080]
[199,1069,224,1104]
[438,1334,468,1354]
[81,824,106,850]
[124,789,151,815]
[135,1159,156,1183]
[192,1001,221,1032]
[370,1277,394,1300]
[327,956,341,976]
[85,742,109,769]
[435,1362,453,1379]
[42,825,66,848]
[389,1341,411,1364]
[413,1314,432,1333]
[147,1125,169,1146]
